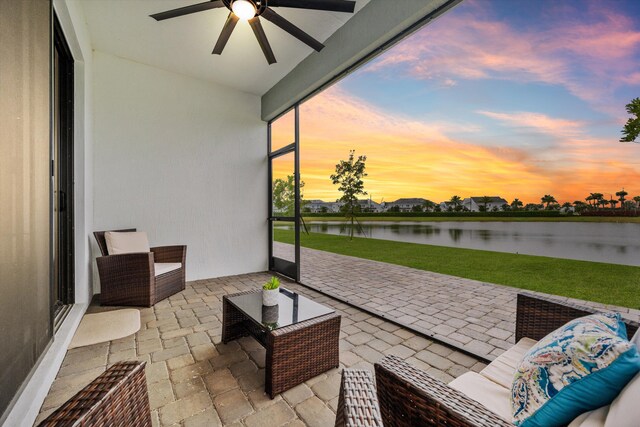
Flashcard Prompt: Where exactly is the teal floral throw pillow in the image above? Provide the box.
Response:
[511,313,640,427]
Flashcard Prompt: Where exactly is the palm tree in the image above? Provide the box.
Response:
[479,196,493,212]
[541,194,557,209]
[511,198,523,210]
[609,199,618,210]
[586,192,603,209]
[616,189,628,207]
[449,195,462,211]
[573,201,587,213]
[634,196,640,209]
[422,200,436,212]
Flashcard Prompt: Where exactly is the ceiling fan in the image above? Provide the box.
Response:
[150,0,357,65]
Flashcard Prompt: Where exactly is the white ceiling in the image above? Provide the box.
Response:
[81,0,370,95]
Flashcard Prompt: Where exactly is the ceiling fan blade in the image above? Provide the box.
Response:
[268,0,356,13]
[261,8,324,52]
[150,0,225,21]
[212,13,239,55]
[249,17,277,65]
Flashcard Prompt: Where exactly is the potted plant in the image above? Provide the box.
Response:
[262,276,280,306]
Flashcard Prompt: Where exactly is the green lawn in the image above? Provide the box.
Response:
[304,216,640,223]
[274,229,640,309]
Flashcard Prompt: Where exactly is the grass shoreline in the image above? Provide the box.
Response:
[274,229,640,309]
[303,216,640,223]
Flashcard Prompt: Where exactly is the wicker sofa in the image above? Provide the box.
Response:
[335,293,639,427]
[94,229,186,307]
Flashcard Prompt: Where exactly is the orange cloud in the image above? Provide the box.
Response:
[293,88,640,204]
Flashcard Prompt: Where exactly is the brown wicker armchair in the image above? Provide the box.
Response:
[38,361,151,426]
[335,293,639,427]
[94,229,186,307]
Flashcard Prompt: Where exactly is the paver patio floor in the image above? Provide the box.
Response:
[37,272,486,427]
[275,242,640,360]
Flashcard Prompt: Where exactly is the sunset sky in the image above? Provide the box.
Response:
[272,0,640,205]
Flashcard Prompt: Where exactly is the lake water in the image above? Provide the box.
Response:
[278,221,640,266]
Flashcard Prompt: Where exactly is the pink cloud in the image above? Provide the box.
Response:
[367,0,640,115]
[477,110,585,138]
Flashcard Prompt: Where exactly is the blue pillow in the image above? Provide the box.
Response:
[511,312,640,427]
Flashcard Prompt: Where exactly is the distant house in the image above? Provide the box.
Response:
[385,198,427,212]
[462,196,508,212]
[357,199,384,212]
[305,199,342,213]
[439,201,455,211]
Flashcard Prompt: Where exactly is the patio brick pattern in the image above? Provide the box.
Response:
[36,273,486,427]
[274,242,640,360]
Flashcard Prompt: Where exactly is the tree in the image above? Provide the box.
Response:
[272,174,305,217]
[541,194,557,209]
[511,198,523,210]
[411,204,423,213]
[501,203,510,211]
[573,201,587,213]
[616,189,628,207]
[330,150,367,239]
[479,196,493,212]
[620,98,640,143]
[449,195,462,211]
[634,196,640,208]
[562,202,573,210]
[586,192,604,209]
[422,200,436,212]
[609,199,618,209]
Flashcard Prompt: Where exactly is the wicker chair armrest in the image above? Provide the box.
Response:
[96,252,154,275]
[375,355,512,427]
[151,245,186,264]
[38,361,151,426]
[516,293,638,341]
[335,369,383,427]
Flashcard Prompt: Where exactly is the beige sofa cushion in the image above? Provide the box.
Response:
[568,406,608,427]
[105,231,150,255]
[154,262,182,276]
[480,337,536,389]
[449,372,511,421]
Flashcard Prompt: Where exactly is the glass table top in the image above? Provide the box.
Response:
[226,288,335,331]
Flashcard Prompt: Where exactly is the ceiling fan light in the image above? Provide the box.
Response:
[231,0,256,20]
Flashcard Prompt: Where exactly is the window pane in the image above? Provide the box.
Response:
[270,108,295,152]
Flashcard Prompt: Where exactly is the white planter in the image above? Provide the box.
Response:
[262,288,280,306]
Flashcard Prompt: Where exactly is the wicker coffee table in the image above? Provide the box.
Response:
[222,288,341,398]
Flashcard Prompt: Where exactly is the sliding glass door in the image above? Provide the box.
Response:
[52,14,75,328]
[268,106,300,281]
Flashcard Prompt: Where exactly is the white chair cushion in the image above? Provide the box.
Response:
[105,231,150,255]
[449,372,511,421]
[604,366,640,426]
[632,328,640,347]
[568,406,608,427]
[480,337,537,389]
[154,262,181,276]
[568,329,640,427]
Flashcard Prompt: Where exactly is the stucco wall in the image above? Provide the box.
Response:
[92,51,268,287]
